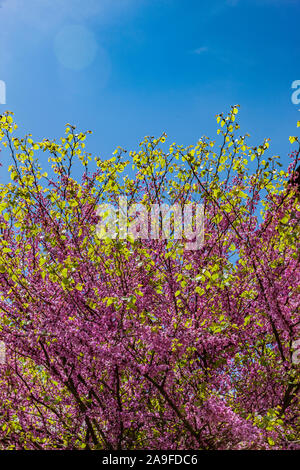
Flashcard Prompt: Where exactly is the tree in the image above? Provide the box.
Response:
[0,107,299,450]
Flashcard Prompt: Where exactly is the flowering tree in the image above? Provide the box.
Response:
[0,107,299,450]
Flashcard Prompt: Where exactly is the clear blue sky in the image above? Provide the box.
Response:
[0,0,300,180]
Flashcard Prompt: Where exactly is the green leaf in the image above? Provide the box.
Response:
[195,286,205,296]
[280,216,289,224]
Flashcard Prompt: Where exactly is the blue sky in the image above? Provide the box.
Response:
[0,0,300,180]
